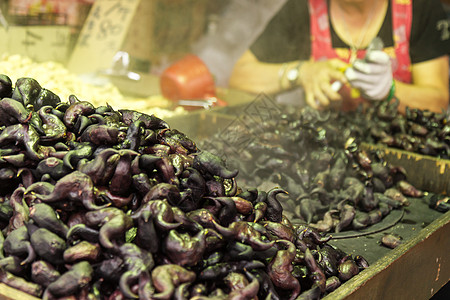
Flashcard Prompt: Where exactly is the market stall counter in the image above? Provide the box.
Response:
[164,95,450,299]
[0,77,447,299]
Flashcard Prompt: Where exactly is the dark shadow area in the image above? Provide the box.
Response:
[430,281,450,299]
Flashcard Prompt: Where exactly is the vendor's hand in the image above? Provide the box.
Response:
[345,50,393,101]
[299,59,349,109]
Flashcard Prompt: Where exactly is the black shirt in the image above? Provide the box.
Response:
[251,0,450,64]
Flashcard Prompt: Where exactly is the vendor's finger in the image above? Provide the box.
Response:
[345,67,382,83]
[348,78,391,100]
[347,73,375,85]
[345,67,358,81]
[348,79,372,92]
[303,86,318,108]
[348,75,382,91]
[329,58,351,71]
[330,69,348,84]
[354,61,389,75]
[365,50,390,64]
[313,84,330,107]
[305,91,320,109]
[352,60,372,74]
[322,82,342,101]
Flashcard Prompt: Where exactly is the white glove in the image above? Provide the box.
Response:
[345,50,393,101]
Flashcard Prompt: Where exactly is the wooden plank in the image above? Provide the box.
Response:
[67,0,140,74]
[361,143,450,195]
[324,211,450,300]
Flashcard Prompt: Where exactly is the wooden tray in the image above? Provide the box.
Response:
[361,142,450,195]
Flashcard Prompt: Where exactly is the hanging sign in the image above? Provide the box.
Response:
[67,0,140,74]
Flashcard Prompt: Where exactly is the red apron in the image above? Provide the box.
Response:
[308,0,412,110]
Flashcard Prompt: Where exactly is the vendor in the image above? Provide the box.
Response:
[229,0,450,113]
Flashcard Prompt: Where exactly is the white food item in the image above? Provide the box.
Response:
[0,54,186,119]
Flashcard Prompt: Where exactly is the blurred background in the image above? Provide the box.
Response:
[0,0,293,117]
[0,0,448,114]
